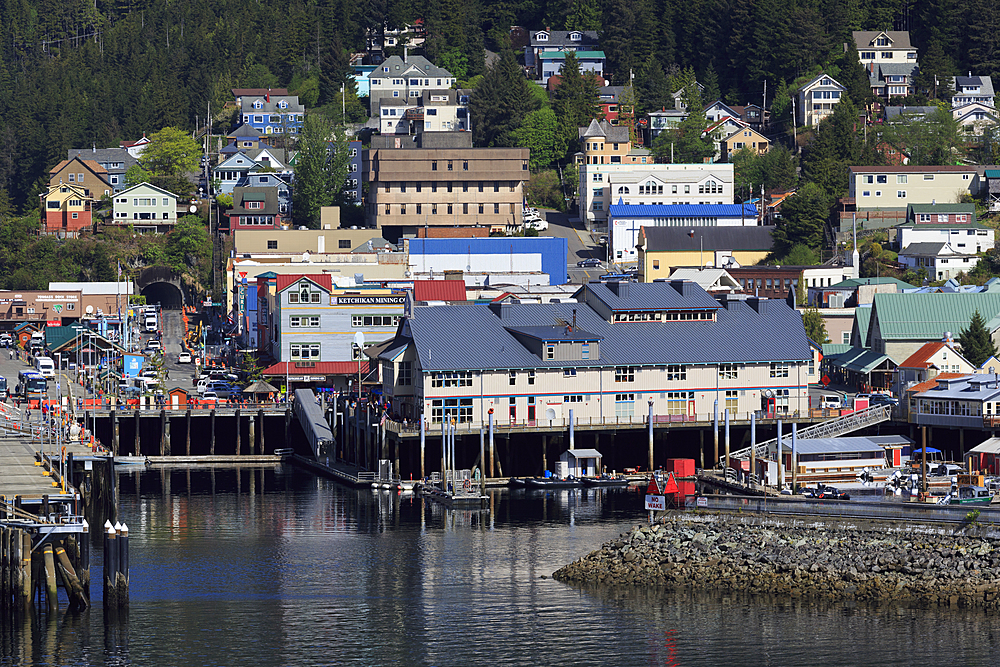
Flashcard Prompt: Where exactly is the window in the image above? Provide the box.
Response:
[923,174,934,181]
[615,366,635,383]
[546,345,555,360]
[615,393,635,417]
[527,370,535,385]
[769,363,789,378]
[431,372,473,388]
[897,175,907,184]
[432,161,438,171]
[725,390,738,413]
[666,391,691,415]
[667,365,686,381]
[564,395,584,402]
[350,314,401,328]
[509,370,517,385]
[719,364,738,380]
[447,160,453,171]
[582,343,589,359]
[463,203,469,214]
[289,316,320,328]
[876,175,887,184]
[938,214,949,223]
[563,368,577,377]
[463,161,469,171]
[290,343,320,359]
[494,203,500,214]
[897,190,906,198]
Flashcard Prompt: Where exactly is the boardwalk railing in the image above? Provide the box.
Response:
[726,404,893,464]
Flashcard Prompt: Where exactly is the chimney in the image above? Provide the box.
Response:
[572,308,577,331]
[404,45,408,63]
[266,88,270,104]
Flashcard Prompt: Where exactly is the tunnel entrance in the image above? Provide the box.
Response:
[140,281,185,310]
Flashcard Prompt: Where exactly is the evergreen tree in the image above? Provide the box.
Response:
[883,108,963,165]
[965,0,1000,80]
[599,0,634,84]
[959,310,998,368]
[469,47,537,148]
[769,182,830,257]
[552,52,600,144]
[836,41,873,108]
[318,32,352,108]
[802,308,829,343]
[652,85,714,163]
[565,0,600,31]
[701,64,720,104]
[635,57,671,114]
[512,108,566,170]
[292,114,352,228]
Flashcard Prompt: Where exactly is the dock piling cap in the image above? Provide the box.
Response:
[114,521,122,531]
[119,523,128,536]
[104,519,113,530]
[106,525,116,536]
[82,519,89,530]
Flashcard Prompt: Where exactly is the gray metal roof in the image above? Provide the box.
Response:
[582,281,720,312]
[399,282,810,372]
[780,436,911,455]
[563,448,602,459]
[368,55,453,80]
[641,226,774,252]
[505,325,603,342]
[66,148,137,172]
[899,242,950,257]
[913,374,1000,401]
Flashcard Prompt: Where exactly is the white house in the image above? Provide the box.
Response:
[898,242,981,281]
[796,74,846,127]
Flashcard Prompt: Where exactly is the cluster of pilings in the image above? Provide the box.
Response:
[0,523,90,613]
[102,522,128,610]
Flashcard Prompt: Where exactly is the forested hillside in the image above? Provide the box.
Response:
[0,0,997,214]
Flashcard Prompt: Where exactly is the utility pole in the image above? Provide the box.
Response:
[791,95,797,152]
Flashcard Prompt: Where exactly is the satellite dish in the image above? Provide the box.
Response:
[189,205,197,213]
[763,389,774,398]
[354,331,365,348]
[85,305,94,314]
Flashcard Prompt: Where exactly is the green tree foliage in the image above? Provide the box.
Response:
[524,169,566,211]
[318,32,352,108]
[770,182,831,258]
[652,84,714,163]
[959,310,998,368]
[469,47,538,148]
[778,243,820,266]
[802,308,829,344]
[732,145,797,200]
[512,108,567,170]
[635,58,672,114]
[139,127,200,197]
[883,107,963,165]
[125,164,150,186]
[165,215,212,287]
[291,113,352,228]
[800,96,880,198]
[552,52,600,146]
[965,0,1000,80]
[836,41,874,108]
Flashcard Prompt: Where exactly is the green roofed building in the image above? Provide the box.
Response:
[866,292,1000,362]
[899,203,994,255]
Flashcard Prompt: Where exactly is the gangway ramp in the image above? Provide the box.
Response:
[726,405,892,463]
[293,389,334,460]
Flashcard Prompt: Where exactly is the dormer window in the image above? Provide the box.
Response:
[569,31,582,41]
[821,78,831,86]
[278,100,287,108]
[876,36,889,46]
[536,32,548,41]
[254,101,263,109]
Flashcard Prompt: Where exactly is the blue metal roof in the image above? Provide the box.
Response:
[609,202,758,218]
[400,283,810,372]
[583,280,720,312]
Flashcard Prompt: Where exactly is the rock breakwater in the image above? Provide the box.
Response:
[553,512,1000,608]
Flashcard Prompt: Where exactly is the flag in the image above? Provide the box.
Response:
[380,411,386,427]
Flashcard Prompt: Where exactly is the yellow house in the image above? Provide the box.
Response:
[637,226,774,281]
[722,127,770,160]
[576,119,651,166]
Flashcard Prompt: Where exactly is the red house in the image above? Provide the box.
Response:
[39,183,94,237]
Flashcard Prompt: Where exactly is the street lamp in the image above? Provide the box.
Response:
[689,229,704,268]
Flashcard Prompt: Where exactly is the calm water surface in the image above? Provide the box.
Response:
[2,464,1000,666]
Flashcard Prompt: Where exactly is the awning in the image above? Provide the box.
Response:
[564,448,602,459]
[828,346,895,374]
[967,438,1000,455]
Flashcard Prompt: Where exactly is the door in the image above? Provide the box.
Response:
[509,396,516,423]
[527,396,536,423]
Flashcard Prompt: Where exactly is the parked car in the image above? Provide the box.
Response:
[816,486,850,500]
[577,258,602,268]
[146,339,161,350]
[870,393,899,406]
[819,395,842,410]
[177,351,192,364]
[0,333,12,345]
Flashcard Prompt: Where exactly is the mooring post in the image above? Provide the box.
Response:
[713,400,719,468]
[20,531,31,610]
[42,544,57,614]
[419,413,425,480]
[259,409,266,454]
[210,408,217,456]
[480,426,486,495]
[159,410,167,456]
[163,414,170,457]
[724,409,730,471]
[79,519,90,598]
[185,409,192,456]
[249,411,256,456]
[117,523,129,607]
[133,410,140,456]
[284,407,291,449]
[569,408,575,450]
[699,429,705,470]
[235,409,241,456]
[791,423,798,491]
[103,522,117,610]
[750,412,756,488]
[440,419,447,490]
[647,401,654,472]
[111,410,119,455]
[541,434,547,474]
[777,419,784,490]
[488,410,495,479]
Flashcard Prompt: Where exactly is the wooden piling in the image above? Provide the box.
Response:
[235,409,242,456]
[54,543,88,610]
[134,409,140,455]
[22,532,32,610]
[249,411,256,456]
[112,410,119,454]
[284,407,292,448]
[185,409,192,456]
[160,409,167,456]
[79,521,90,598]
[42,544,57,613]
[103,523,117,610]
[259,409,266,453]
[116,523,128,607]
[1,527,8,608]
[210,409,216,455]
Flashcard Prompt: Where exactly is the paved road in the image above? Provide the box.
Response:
[538,209,612,284]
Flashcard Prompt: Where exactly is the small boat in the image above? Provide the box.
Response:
[949,485,994,505]
[581,475,629,488]
[525,476,583,489]
[507,478,526,488]
[113,456,149,467]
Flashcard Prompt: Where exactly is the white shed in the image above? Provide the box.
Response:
[556,449,603,478]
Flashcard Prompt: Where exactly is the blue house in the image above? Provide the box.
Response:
[240,93,305,136]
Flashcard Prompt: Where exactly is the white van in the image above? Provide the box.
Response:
[144,315,157,332]
[34,356,55,378]
[819,395,842,410]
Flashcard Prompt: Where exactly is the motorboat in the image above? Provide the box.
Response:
[525,476,583,489]
[581,475,629,488]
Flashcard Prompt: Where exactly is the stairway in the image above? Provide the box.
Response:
[726,405,893,463]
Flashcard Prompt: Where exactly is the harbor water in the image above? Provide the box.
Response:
[2,464,999,666]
